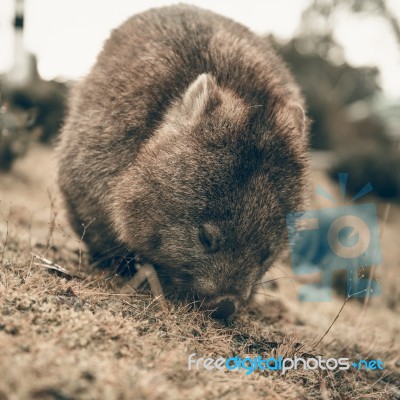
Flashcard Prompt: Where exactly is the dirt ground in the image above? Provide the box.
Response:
[0,144,399,400]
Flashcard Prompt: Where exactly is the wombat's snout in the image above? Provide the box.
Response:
[206,296,238,319]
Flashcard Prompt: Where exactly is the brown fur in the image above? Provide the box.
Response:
[57,4,310,314]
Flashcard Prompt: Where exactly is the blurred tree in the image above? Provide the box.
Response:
[0,94,30,171]
[271,0,400,200]
[0,53,68,170]
[300,0,400,50]
[272,36,382,149]
[7,79,68,143]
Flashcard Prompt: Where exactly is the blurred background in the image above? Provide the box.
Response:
[0,0,399,303]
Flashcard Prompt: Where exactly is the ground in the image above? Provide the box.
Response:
[0,144,399,400]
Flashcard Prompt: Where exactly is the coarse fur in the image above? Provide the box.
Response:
[57,4,310,314]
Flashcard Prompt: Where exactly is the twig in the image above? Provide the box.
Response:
[356,203,391,329]
[31,253,77,277]
[24,253,35,283]
[73,291,146,297]
[75,218,95,294]
[312,289,366,351]
[255,276,296,285]
[45,189,58,256]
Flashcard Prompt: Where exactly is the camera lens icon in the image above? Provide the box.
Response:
[327,215,371,259]
[286,177,383,301]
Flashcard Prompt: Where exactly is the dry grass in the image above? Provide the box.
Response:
[0,145,399,400]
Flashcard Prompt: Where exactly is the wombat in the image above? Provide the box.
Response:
[57,5,310,318]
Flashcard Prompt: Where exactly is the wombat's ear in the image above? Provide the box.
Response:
[181,73,220,118]
[276,102,308,139]
[292,104,307,136]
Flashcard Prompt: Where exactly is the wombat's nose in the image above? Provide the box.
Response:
[210,297,237,319]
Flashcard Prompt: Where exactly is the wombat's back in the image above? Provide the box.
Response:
[57,4,305,259]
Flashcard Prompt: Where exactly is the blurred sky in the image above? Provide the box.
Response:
[0,0,400,98]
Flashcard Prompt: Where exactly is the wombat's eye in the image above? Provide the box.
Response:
[199,223,220,253]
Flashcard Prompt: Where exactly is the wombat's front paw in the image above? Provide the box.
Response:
[120,262,163,295]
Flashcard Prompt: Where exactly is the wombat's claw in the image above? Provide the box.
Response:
[120,263,167,311]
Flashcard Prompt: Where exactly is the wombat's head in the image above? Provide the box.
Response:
[111,74,309,318]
